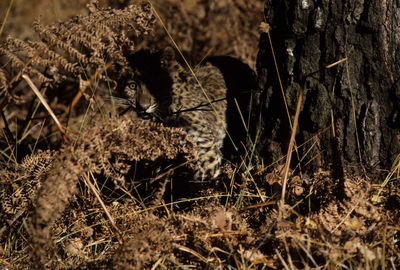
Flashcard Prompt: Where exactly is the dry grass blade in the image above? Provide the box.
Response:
[174,243,210,263]
[22,74,66,139]
[69,146,122,244]
[57,62,113,124]
[279,57,349,211]
[293,238,318,267]
[260,21,303,178]
[280,86,303,215]
[0,257,11,267]
[150,257,165,270]
[379,153,400,195]
[275,249,290,270]
[0,0,13,36]
[345,58,363,166]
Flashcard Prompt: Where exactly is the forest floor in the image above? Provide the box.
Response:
[0,0,399,269]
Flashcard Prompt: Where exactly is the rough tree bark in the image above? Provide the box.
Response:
[256,0,400,176]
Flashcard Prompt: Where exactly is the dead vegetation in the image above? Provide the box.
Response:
[137,0,264,69]
[0,1,154,92]
[26,116,197,268]
[0,0,399,269]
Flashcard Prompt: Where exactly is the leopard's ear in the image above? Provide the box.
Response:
[161,46,175,68]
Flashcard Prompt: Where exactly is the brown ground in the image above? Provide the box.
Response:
[1,1,399,269]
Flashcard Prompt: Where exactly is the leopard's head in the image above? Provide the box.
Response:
[124,48,174,120]
[123,78,157,119]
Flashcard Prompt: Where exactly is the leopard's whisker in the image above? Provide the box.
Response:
[104,96,132,106]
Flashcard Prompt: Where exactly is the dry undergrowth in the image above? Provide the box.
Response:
[0,0,156,151]
[3,156,399,268]
[0,1,154,91]
[0,1,399,269]
[1,0,263,69]
[135,0,263,69]
[26,116,197,268]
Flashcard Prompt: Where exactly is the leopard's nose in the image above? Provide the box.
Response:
[139,98,156,113]
[140,101,151,111]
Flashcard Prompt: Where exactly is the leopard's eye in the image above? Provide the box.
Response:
[128,82,137,90]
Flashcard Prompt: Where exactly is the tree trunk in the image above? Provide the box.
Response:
[256,0,400,176]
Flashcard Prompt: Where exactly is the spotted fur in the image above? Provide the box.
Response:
[125,48,227,181]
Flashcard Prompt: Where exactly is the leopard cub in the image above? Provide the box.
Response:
[124,47,227,182]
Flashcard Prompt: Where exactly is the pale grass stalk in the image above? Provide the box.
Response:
[70,147,122,244]
[280,86,302,216]
[294,238,318,267]
[151,257,165,270]
[275,248,290,270]
[174,244,210,263]
[345,58,363,165]
[194,47,214,69]
[292,139,318,173]
[0,208,24,237]
[0,257,11,267]
[0,125,17,163]
[259,126,330,174]
[225,165,238,207]
[331,204,357,234]
[326,58,348,69]
[280,57,348,212]
[260,22,303,177]
[22,74,66,137]
[0,0,14,35]
[58,62,113,123]
[378,153,400,196]
[32,119,46,153]
[11,122,42,149]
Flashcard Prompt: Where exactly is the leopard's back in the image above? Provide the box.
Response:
[167,61,227,181]
[168,62,227,132]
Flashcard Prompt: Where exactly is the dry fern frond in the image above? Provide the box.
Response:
[314,175,381,243]
[272,171,389,266]
[20,149,56,179]
[33,21,89,65]
[0,150,55,217]
[29,40,83,74]
[0,46,52,85]
[28,117,197,267]
[0,67,8,91]
[72,117,198,186]
[0,1,155,93]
